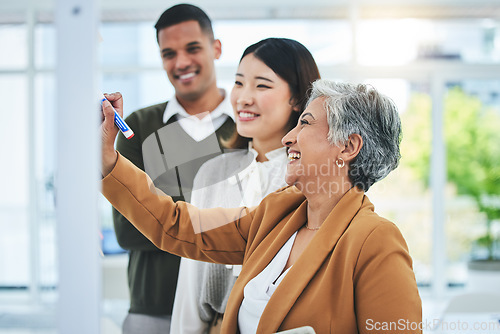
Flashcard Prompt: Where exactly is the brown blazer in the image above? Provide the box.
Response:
[102,153,422,333]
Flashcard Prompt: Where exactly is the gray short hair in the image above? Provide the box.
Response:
[307,80,402,191]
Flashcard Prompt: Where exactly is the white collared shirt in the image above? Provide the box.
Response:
[226,143,288,277]
[171,144,289,334]
[228,143,288,209]
[162,89,234,142]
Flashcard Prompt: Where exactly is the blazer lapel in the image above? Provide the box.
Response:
[222,192,308,333]
[257,187,365,333]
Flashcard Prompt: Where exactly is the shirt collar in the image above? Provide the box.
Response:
[248,141,287,162]
[163,88,234,124]
[228,143,287,186]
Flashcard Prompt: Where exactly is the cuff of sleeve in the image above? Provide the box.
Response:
[102,151,126,182]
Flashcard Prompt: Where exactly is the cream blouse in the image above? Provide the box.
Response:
[238,231,298,334]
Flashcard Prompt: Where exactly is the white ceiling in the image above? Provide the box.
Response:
[1,0,500,22]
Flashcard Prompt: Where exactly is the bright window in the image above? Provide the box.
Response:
[0,16,499,300]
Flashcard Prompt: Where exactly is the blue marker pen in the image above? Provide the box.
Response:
[102,95,134,139]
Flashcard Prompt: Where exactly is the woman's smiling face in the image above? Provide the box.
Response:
[230,53,295,144]
[282,97,343,192]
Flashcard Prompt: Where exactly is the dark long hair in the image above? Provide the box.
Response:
[227,38,321,149]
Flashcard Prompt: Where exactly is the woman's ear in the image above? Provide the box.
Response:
[289,98,301,112]
[341,134,363,163]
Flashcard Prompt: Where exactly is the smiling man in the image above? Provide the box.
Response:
[111,4,235,334]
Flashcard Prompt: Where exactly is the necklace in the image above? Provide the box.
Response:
[305,222,320,231]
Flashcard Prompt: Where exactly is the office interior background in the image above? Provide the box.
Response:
[1,0,499,332]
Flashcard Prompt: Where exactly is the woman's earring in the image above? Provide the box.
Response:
[336,158,345,168]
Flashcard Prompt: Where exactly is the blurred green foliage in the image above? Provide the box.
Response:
[402,87,500,260]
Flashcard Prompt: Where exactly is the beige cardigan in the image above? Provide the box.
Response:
[102,153,422,333]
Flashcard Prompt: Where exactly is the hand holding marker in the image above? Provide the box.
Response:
[101,94,134,139]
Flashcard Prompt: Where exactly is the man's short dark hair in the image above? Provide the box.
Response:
[154,3,214,43]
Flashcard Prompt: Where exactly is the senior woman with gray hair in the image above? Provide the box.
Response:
[101,80,422,334]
